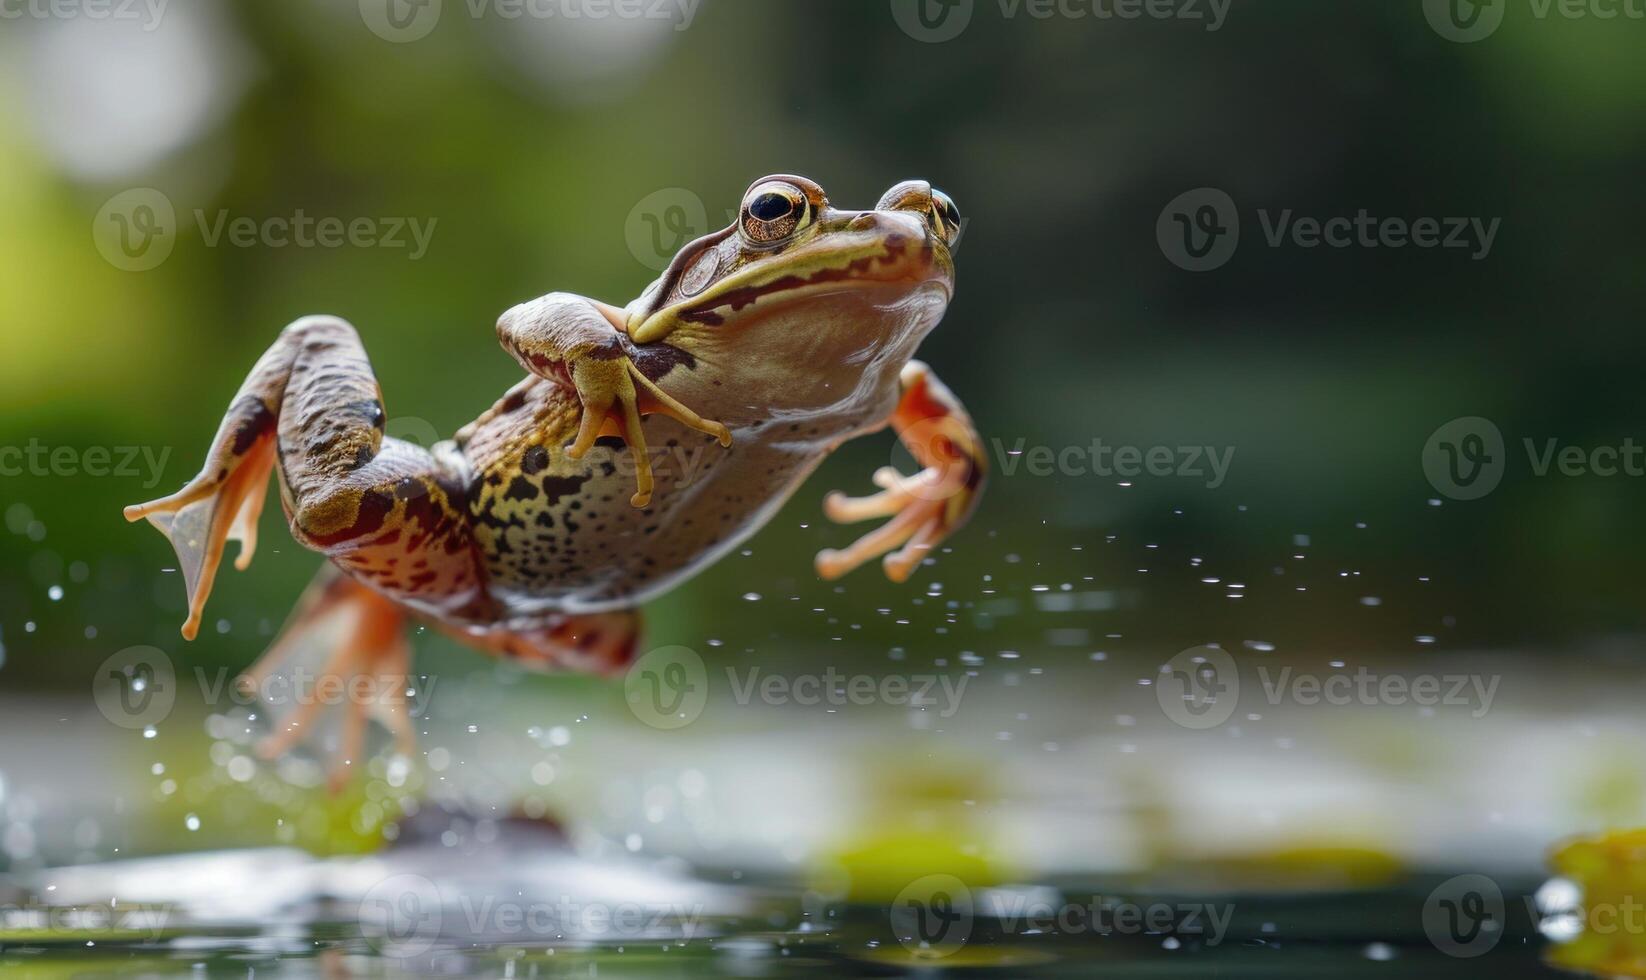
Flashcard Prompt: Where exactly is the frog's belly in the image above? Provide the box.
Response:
[468,419,829,616]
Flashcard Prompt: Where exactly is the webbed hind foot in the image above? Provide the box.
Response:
[124,395,278,639]
[240,568,417,793]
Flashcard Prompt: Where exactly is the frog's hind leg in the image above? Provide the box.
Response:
[123,346,292,638]
[239,566,418,792]
[126,315,483,638]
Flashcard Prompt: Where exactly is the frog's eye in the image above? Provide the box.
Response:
[740,180,812,246]
[929,189,963,250]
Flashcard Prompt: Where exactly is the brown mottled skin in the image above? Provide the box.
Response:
[124,175,984,777]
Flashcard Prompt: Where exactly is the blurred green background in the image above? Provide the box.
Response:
[4,0,1644,685]
[3,0,1646,886]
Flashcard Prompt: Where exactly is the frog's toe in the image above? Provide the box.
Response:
[816,493,949,582]
[566,355,731,508]
[817,435,983,582]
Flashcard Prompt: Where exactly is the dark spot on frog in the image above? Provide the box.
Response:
[618,336,698,382]
[521,445,549,475]
[504,476,539,502]
[541,474,590,505]
[228,396,275,455]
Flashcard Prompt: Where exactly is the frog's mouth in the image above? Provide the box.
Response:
[630,218,951,343]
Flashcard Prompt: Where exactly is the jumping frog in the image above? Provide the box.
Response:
[125,175,984,783]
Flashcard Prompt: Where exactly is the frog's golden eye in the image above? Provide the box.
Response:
[929,188,963,250]
[740,181,812,246]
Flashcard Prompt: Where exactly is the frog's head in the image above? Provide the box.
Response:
[625,175,960,402]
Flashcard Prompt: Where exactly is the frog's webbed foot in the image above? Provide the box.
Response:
[239,568,417,794]
[564,354,731,508]
[497,293,730,509]
[123,394,279,640]
[816,361,986,583]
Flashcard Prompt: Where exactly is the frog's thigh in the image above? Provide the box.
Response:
[126,315,401,637]
[272,322,483,610]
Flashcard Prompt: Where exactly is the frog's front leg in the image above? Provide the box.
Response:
[496,293,731,507]
[816,361,987,583]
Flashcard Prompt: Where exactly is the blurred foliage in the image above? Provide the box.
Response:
[2,0,1645,701]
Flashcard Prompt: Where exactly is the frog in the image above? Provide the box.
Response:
[124,174,985,786]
